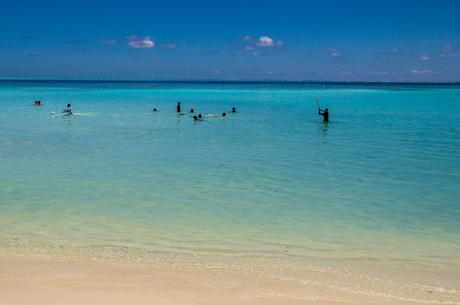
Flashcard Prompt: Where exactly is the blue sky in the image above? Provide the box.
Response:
[1,0,459,81]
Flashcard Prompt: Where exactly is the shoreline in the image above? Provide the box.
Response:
[1,250,459,305]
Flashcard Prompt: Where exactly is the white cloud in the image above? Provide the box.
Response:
[256,36,274,47]
[101,38,117,45]
[127,35,155,49]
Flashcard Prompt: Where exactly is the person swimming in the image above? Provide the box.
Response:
[62,103,72,115]
[153,107,157,112]
[231,107,236,113]
[190,108,194,113]
[318,107,329,122]
[176,102,181,113]
[207,112,226,118]
[34,100,41,106]
[193,114,204,121]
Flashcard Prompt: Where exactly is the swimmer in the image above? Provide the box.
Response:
[176,102,181,113]
[62,103,72,115]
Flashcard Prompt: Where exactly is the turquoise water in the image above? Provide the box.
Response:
[1,81,460,298]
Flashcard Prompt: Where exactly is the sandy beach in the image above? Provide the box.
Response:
[2,251,458,305]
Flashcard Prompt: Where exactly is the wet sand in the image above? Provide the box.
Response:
[0,253,444,305]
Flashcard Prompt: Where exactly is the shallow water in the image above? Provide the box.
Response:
[1,81,460,302]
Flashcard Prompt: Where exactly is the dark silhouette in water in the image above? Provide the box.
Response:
[231,107,236,113]
[198,113,202,119]
[34,100,41,106]
[63,103,72,115]
[176,102,181,113]
[153,107,157,112]
[222,112,226,117]
[190,108,194,113]
[318,108,329,122]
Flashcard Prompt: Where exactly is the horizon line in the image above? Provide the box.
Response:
[1,77,460,85]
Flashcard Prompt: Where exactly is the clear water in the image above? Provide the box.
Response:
[1,81,460,300]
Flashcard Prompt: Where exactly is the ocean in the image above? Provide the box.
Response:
[1,80,459,303]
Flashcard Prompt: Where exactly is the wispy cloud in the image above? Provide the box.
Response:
[325,48,342,57]
[440,42,460,59]
[411,69,432,74]
[165,43,176,49]
[127,35,155,49]
[419,54,430,61]
[241,35,252,41]
[324,48,350,62]
[101,38,117,45]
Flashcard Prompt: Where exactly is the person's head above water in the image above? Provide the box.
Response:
[232,107,236,112]
[67,103,71,107]
[193,115,198,120]
[190,108,194,113]
[153,107,157,112]
[222,112,226,117]
[198,113,202,118]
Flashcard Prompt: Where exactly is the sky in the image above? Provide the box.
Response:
[1,0,460,81]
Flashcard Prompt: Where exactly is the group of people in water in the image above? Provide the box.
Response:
[34,100,329,122]
[153,102,237,121]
